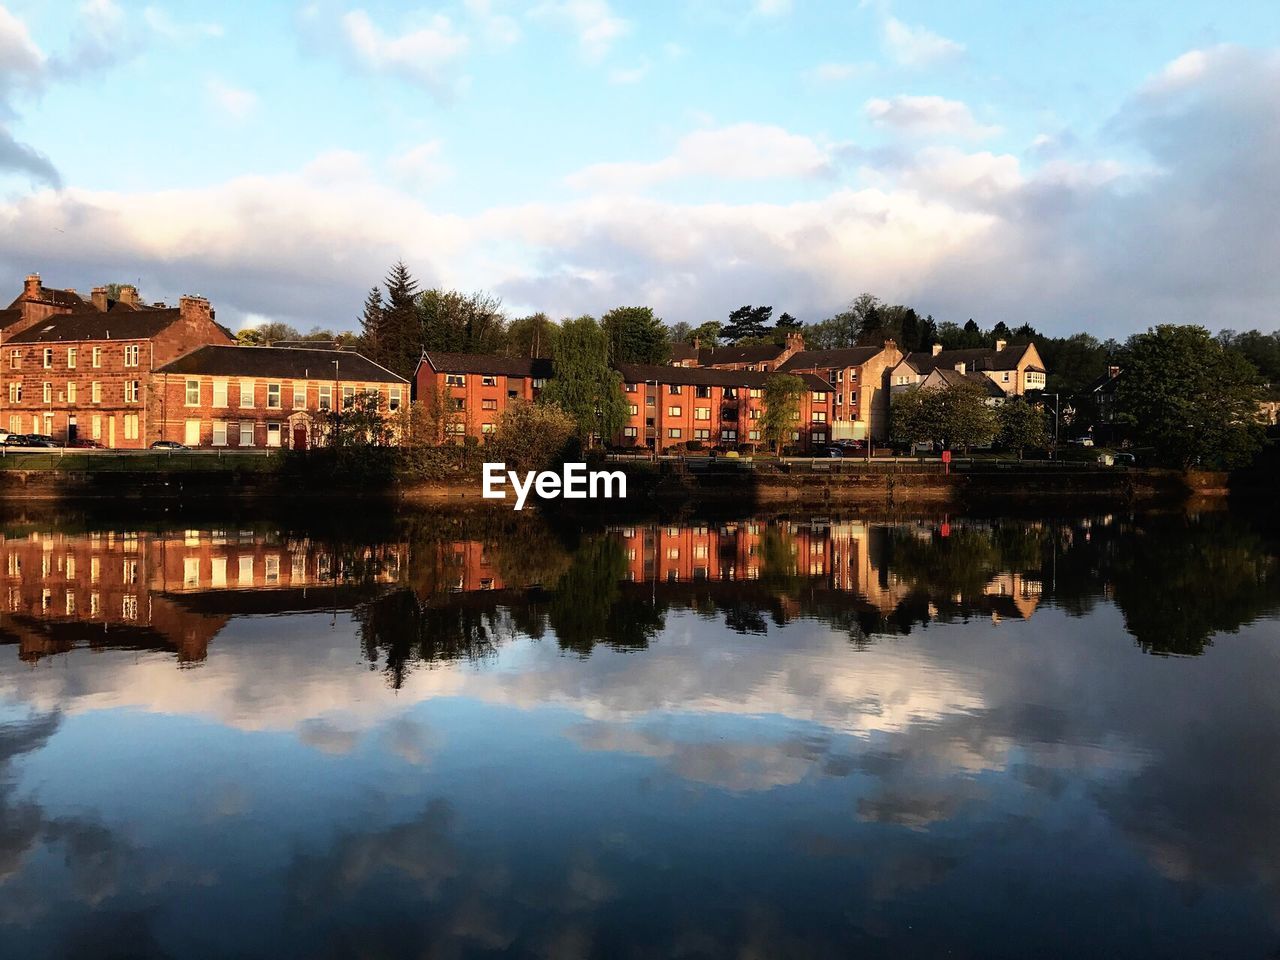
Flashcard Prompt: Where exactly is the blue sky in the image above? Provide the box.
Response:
[1,1,1278,334]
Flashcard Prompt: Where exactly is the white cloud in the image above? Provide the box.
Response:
[51,0,140,77]
[341,8,469,96]
[0,5,46,96]
[566,123,836,191]
[206,79,258,120]
[882,15,964,68]
[804,61,872,84]
[865,95,1000,139]
[608,61,649,85]
[142,7,224,41]
[753,0,792,16]
[529,0,629,63]
[464,0,520,47]
[388,139,452,191]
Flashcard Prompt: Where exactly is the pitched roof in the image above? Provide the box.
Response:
[0,308,21,330]
[5,309,184,344]
[6,286,87,310]
[901,344,1032,374]
[157,345,407,383]
[695,342,787,366]
[616,362,833,392]
[421,352,554,378]
[669,342,699,362]
[777,346,885,372]
[923,367,1006,396]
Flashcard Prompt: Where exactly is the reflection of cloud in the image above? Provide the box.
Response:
[297,718,362,755]
[383,715,438,766]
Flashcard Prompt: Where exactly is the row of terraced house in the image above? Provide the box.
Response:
[2,273,1047,451]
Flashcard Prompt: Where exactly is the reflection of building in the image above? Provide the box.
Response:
[0,529,406,663]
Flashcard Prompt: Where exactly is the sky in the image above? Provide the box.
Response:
[0,0,1277,335]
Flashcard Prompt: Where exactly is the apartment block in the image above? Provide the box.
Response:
[414,352,553,440]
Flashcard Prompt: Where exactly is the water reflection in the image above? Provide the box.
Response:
[0,507,1278,958]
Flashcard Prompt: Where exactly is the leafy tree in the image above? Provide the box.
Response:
[316,390,396,447]
[503,312,559,359]
[601,305,671,364]
[491,399,579,474]
[723,305,773,343]
[1219,329,1280,393]
[762,373,807,453]
[1117,324,1265,468]
[997,398,1049,458]
[541,315,629,446]
[418,288,506,356]
[236,321,301,345]
[689,320,723,347]
[667,320,694,343]
[891,383,997,452]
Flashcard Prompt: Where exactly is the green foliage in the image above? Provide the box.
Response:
[361,261,421,380]
[418,288,506,356]
[601,305,671,364]
[490,399,580,474]
[997,398,1050,457]
[724,305,773,343]
[891,383,998,450]
[315,390,396,447]
[503,312,559,359]
[542,315,629,445]
[761,373,806,453]
[1117,324,1264,468]
[689,320,723,347]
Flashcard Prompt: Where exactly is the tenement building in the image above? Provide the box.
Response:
[414,352,553,440]
[153,345,407,449]
[613,362,834,453]
[2,277,233,446]
[776,341,903,443]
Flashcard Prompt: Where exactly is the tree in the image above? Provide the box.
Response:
[601,306,670,364]
[891,383,997,452]
[689,320,723,347]
[357,286,384,358]
[761,373,806,454]
[667,321,694,343]
[418,288,507,356]
[491,399,580,475]
[236,321,300,345]
[504,312,559,359]
[775,312,801,332]
[723,305,773,343]
[316,390,396,447]
[541,315,629,447]
[369,261,422,380]
[1117,324,1265,468]
[997,398,1049,459]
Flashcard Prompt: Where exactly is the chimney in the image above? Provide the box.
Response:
[1108,365,1121,380]
[23,273,41,299]
[179,294,213,325]
[995,339,1007,352]
[119,285,140,306]
[955,362,967,375]
[785,330,805,352]
[931,343,943,357]
[91,286,109,311]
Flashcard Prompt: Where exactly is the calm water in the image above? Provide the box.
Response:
[1,507,1279,959]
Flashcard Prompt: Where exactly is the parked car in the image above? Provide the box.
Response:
[149,440,188,450]
[1113,452,1137,466]
[15,434,59,448]
[1069,437,1095,447]
[834,439,866,452]
[69,438,104,449]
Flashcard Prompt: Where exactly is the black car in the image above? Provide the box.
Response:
[150,440,189,450]
[7,434,58,448]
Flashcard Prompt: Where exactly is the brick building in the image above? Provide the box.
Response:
[1,293,233,446]
[890,340,1048,397]
[776,341,903,443]
[153,345,407,449]
[614,362,834,453]
[414,352,553,440]
[679,331,806,372]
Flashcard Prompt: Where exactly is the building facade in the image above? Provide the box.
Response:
[890,341,1048,397]
[152,345,407,449]
[776,342,903,443]
[414,352,553,440]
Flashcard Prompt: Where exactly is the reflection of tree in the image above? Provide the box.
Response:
[758,527,802,596]
[886,527,1004,599]
[357,589,505,689]
[549,536,664,655]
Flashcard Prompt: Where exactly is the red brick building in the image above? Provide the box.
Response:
[414,352,553,440]
[614,362,834,453]
[674,331,806,372]
[776,342,902,443]
[153,345,407,449]
[1,287,233,447]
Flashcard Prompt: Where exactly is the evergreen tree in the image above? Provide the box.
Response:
[380,261,421,379]
[723,305,774,343]
[601,306,671,364]
[775,312,801,332]
[541,316,629,447]
[357,286,384,360]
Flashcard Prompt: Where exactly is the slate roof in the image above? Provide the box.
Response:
[923,367,1007,397]
[616,362,834,392]
[777,346,886,372]
[6,286,86,310]
[900,344,1032,374]
[6,309,184,344]
[421,352,554,378]
[695,343,788,366]
[158,345,407,382]
[668,342,699,362]
[0,308,21,330]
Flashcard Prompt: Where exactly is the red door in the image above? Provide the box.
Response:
[292,424,308,450]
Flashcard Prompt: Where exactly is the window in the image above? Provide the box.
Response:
[8,415,19,434]
[293,384,307,409]
[92,346,101,368]
[239,556,253,583]
[240,380,254,406]
[667,406,682,417]
[67,348,76,368]
[91,415,101,440]
[694,428,710,440]
[7,383,19,403]
[8,350,18,369]
[481,398,498,410]
[481,376,497,387]
[124,380,140,403]
[267,383,281,408]
[668,384,682,396]
[91,381,101,404]
[791,410,801,421]
[835,394,842,405]
[749,388,762,399]
[446,374,465,387]
[813,411,827,422]
[239,422,255,446]
[66,382,76,403]
[213,380,229,407]
[667,428,682,439]
[185,379,200,405]
[184,420,201,445]
[790,430,801,441]
[812,392,827,402]
[318,384,332,410]
[724,388,737,401]
[694,407,710,420]
[342,386,355,409]
[722,429,737,441]
[184,557,200,587]
[266,422,282,448]
[625,383,637,393]
[265,556,280,583]
[532,378,547,388]
[628,403,638,416]
[123,414,139,440]
[1002,372,1010,382]
[42,348,53,368]
[42,382,51,403]
[388,386,402,411]
[212,421,228,446]
[645,395,655,407]
[211,557,226,588]
[749,429,761,441]
[695,385,711,398]
[481,422,495,434]
[623,426,638,438]
[812,431,827,442]
[123,344,140,367]
[831,369,841,382]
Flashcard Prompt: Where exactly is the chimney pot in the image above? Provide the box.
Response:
[931,343,943,357]
[91,286,109,311]
[995,338,1007,352]
[955,362,967,375]
[23,274,41,298]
